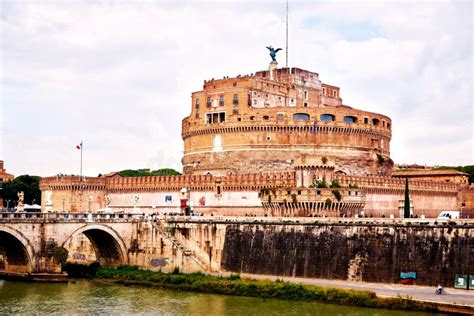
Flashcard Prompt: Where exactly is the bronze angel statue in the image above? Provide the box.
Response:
[266,46,282,62]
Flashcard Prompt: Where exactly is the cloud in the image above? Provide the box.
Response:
[1,1,472,177]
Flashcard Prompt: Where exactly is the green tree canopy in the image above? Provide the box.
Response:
[1,175,41,207]
[432,165,474,184]
[118,168,182,177]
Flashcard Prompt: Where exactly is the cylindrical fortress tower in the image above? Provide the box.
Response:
[182,67,392,177]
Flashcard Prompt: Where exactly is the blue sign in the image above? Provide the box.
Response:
[400,272,416,279]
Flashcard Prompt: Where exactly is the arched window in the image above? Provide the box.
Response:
[387,122,391,129]
[293,113,310,121]
[263,115,269,120]
[372,118,380,126]
[320,114,335,121]
[343,116,357,123]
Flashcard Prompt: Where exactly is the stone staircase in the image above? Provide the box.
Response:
[153,221,209,272]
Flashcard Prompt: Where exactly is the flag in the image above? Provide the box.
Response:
[76,142,82,150]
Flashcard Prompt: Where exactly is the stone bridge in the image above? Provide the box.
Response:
[1,213,473,287]
[0,212,209,279]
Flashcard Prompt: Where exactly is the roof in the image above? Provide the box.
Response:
[392,169,469,177]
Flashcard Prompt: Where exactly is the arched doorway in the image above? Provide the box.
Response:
[0,227,35,274]
[62,225,128,267]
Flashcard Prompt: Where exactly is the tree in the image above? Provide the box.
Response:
[1,175,41,207]
[404,177,410,218]
[118,168,182,177]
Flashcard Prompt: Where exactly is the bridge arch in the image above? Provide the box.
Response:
[62,224,129,267]
[0,225,36,274]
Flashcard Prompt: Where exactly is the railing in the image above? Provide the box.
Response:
[0,212,146,223]
[166,216,474,227]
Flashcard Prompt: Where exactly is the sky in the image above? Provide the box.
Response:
[1,0,473,177]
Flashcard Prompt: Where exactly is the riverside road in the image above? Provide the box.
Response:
[236,274,474,308]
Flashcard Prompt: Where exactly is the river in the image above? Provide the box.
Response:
[0,280,443,315]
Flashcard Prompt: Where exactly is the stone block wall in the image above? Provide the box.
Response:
[220,221,474,286]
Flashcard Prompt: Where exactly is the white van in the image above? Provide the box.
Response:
[437,211,460,220]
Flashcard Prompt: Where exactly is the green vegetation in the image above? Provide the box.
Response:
[329,180,341,189]
[348,183,359,189]
[325,198,332,208]
[376,154,385,164]
[53,247,69,265]
[321,156,328,164]
[404,177,410,219]
[315,179,328,188]
[85,265,438,313]
[433,165,474,183]
[118,168,181,177]
[332,190,342,202]
[0,175,41,207]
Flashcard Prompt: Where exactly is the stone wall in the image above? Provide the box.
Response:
[219,220,474,286]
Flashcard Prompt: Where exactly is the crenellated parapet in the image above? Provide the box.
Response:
[335,174,459,195]
[105,171,296,193]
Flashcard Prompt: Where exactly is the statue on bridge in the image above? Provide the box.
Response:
[266,46,282,63]
[17,191,24,211]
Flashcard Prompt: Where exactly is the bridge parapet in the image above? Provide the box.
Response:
[0,212,145,223]
[164,216,474,228]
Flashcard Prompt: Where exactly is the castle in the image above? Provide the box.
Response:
[39,63,473,218]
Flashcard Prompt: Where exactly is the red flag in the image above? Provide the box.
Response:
[76,143,82,150]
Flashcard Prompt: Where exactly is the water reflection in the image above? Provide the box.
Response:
[0,280,443,316]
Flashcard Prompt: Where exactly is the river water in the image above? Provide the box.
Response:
[0,280,442,315]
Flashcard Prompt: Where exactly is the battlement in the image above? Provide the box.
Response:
[335,174,459,193]
[39,176,107,190]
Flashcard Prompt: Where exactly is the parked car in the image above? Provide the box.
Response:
[437,211,460,219]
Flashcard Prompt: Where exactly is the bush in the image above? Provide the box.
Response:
[316,179,328,188]
[376,154,385,164]
[332,190,342,202]
[53,247,69,265]
[321,157,328,164]
[228,273,241,281]
[325,198,332,208]
[330,180,341,189]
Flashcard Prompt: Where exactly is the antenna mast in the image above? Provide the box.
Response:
[286,0,289,69]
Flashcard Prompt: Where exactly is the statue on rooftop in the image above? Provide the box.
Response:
[266,46,282,62]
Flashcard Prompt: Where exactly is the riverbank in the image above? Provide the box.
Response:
[65,264,445,314]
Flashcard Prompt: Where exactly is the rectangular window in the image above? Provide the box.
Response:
[195,98,200,109]
[277,113,285,121]
[233,94,239,105]
[219,95,224,106]
[364,117,369,124]
[322,87,326,95]
[304,90,308,100]
[333,90,337,98]
[206,112,226,124]
[207,97,212,107]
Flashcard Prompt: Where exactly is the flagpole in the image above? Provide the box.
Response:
[80,141,83,180]
[286,0,289,69]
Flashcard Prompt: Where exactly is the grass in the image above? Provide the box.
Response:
[85,265,441,313]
